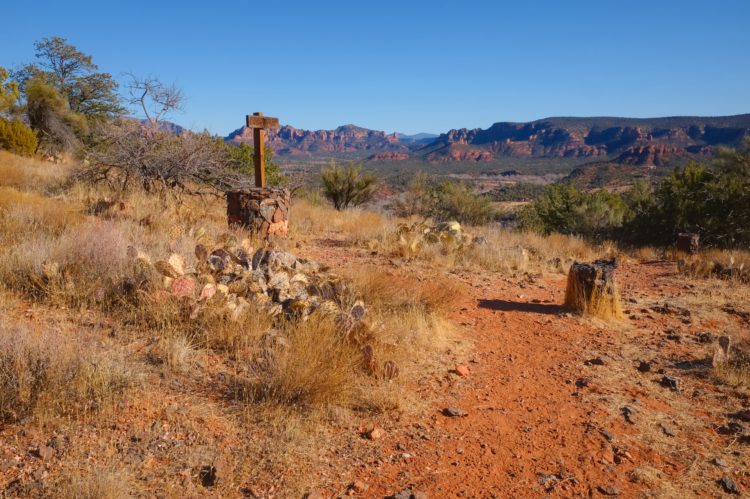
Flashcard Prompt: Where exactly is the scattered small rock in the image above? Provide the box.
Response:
[718,476,740,495]
[637,361,652,373]
[37,445,55,461]
[600,429,614,442]
[717,422,745,435]
[597,485,620,496]
[347,480,369,494]
[697,331,714,343]
[390,488,426,499]
[660,424,676,437]
[367,428,384,440]
[442,407,468,417]
[585,357,606,366]
[712,457,729,468]
[660,375,681,391]
[575,377,593,388]
[454,365,470,377]
[199,465,217,487]
[622,406,636,425]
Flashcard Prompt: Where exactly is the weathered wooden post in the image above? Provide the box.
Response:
[564,258,622,317]
[227,112,291,237]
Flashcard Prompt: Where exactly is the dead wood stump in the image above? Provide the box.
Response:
[227,188,291,237]
[564,258,622,317]
[676,232,700,254]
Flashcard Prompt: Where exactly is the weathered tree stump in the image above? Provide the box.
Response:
[676,232,700,254]
[564,258,622,317]
[227,188,291,237]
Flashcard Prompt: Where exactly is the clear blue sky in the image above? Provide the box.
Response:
[3,0,749,135]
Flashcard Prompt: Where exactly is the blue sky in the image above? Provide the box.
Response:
[3,0,749,135]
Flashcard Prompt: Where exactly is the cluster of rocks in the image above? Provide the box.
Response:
[128,240,367,328]
[226,188,291,237]
[395,220,488,254]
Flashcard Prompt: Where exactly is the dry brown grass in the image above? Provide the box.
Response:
[0,150,70,192]
[672,248,750,283]
[55,466,134,499]
[0,186,84,240]
[713,337,750,389]
[0,219,135,308]
[136,295,274,359]
[244,315,359,407]
[0,323,136,424]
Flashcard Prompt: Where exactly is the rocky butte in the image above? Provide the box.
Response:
[224,114,750,166]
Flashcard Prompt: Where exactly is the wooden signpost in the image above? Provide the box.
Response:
[246,112,280,188]
[227,112,290,237]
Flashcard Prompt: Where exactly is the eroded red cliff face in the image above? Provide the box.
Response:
[224,115,750,165]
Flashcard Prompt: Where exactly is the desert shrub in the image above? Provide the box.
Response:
[0,118,38,156]
[321,161,377,210]
[391,175,496,225]
[25,78,86,155]
[520,183,627,239]
[0,220,133,308]
[81,120,244,194]
[624,146,750,248]
[390,171,433,218]
[0,324,135,423]
[430,181,496,225]
[486,182,547,202]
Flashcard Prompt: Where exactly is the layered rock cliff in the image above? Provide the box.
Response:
[224,114,750,166]
[423,115,750,164]
[226,124,410,155]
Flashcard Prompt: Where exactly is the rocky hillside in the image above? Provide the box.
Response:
[224,115,750,166]
[422,114,750,164]
[226,124,418,156]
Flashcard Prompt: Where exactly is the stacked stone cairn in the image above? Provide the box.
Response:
[227,188,291,237]
[126,240,369,337]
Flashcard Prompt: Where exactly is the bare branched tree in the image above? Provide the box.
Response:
[80,120,251,196]
[125,74,184,127]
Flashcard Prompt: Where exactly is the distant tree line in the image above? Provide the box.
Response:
[518,142,750,249]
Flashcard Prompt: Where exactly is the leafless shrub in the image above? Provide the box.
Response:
[79,119,248,194]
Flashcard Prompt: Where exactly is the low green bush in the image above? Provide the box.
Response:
[0,118,38,156]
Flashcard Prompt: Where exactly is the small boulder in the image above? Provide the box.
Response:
[442,407,468,417]
[171,276,196,299]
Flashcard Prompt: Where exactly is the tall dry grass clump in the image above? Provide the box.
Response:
[0,150,70,192]
[0,324,136,423]
[55,466,134,499]
[245,315,359,407]
[563,259,623,319]
[0,220,135,308]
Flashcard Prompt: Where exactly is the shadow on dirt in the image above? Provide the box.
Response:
[478,299,563,315]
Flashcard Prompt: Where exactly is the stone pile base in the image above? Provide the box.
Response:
[227,188,291,237]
